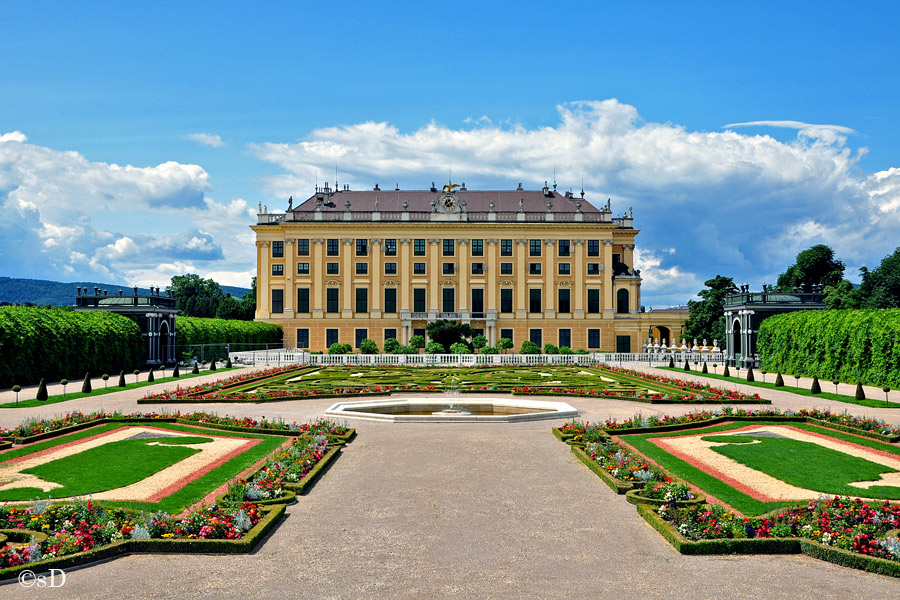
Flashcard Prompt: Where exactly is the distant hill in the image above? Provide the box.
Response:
[0,277,251,306]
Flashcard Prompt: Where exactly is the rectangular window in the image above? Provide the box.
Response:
[588,240,600,257]
[587,289,601,313]
[500,328,513,344]
[442,262,456,275]
[413,288,426,313]
[588,329,601,349]
[414,262,426,275]
[500,288,513,313]
[384,262,397,275]
[559,328,571,349]
[356,262,368,275]
[587,263,601,275]
[414,239,426,256]
[326,288,339,313]
[443,239,455,256]
[471,239,484,256]
[384,328,397,342]
[613,253,621,265]
[384,288,397,313]
[471,288,484,313]
[296,328,309,349]
[326,262,339,275]
[558,240,571,257]
[442,287,455,313]
[384,239,397,256]
[529,263,541,275]
[530,328,542,347]
[297,239,310,256]
[558,289,571,313]
[297,262,310,275]
[326,328,339,347]
[355,329,367,348]
[356,239,368,256]
[471,263,484,275]
[271,289,283,313]
[297,288,309,313]
[272,241,284,258]
[355,288,368,313]
[558,263,570,275]
[529,239,541,256]
[529,288,542,313]
[500,262,513,275]
[500,239,512,256]
[327,239,339,256]
[272,264,284,276]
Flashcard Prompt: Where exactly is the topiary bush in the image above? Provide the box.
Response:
[701,362,708,374]
[359,339,378,354]
[520,340,541,354]
[723,365,730,377]
[683,360,690,371]
[810,375,821,394]
[209,360,217,371]
[425,342,445,354]
[383,338,401,354]
[855,382,866,400]
[36,378,48,401]
[225,356,233,368]
[148,368,155,383]
[191,363,200,375]
[449,342,469,355]
[118,370,126,387]
[668,356,675,368]
[172,364,180,378]
[81,372,92,394]
[746,367,754,382]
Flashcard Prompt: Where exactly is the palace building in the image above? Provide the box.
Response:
[251,181,687,352]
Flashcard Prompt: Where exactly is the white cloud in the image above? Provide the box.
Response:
[0,131,27,143]
[185,132,226,148]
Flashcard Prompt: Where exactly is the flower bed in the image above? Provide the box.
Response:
[510,385,767,404]
[625,482,705,507]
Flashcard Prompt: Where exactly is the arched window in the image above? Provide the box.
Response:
[732,320,741,354]
[616,289,629,314]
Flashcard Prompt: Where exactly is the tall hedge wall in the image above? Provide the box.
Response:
[757,309,900,388]
[176,317,282,360]
[0,307,144,389]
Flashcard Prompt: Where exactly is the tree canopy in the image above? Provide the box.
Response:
[168,274,255,319]
[682,275,736,344]
[425,320,473,352]
[776,244,845,292]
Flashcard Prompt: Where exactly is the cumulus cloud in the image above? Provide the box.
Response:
[185,132,226,148]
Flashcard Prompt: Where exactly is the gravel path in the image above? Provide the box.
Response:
[4,364,900,597]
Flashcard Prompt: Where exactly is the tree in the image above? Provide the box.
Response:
[383,338,401,354]
[409,335,425,350]
[81,372,92,394]
[329,342,352,355]
[497,337,513,354]
[520,340,541,354]
[167,274,225,318]
[776,244,845,292]
[682,276,737,344]
[118,370,127,387]
[858,247,900,308]
[426,320,473,353]
[543,343,559,355]
[472,334,487,350]
[480,345,498,354]
[216,294,251,320]
[360,339,378,354]
[425,341,445,354]
[449,342,469,354]
[172,364,180,378]
[559,346,573,355]
[36,378,48,401]
[240,277,258,319]
[824,280,861,310]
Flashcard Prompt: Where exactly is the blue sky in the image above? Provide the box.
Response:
[2,1,899,306]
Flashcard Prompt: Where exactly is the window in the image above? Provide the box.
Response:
[413,328,426,341]
[530,329,542,347]
[529,289,542,313]
[326,328,339,347]
[558,263,570,275]
[558,240,571,257]
[297,288,309,313]
[588,329,601,349]
[529,263,541,275]
[617,288,630,314]
[443,239,455,256]
[271,289,283,313]
[326,262,339,275]
[384,288,397,313]
[384,239,397,256]
[296,328,309,349]
[500,239,512,256]
[326,288,339,313]
[471,263,484,275]
[558,289,571,313]
[413,288,426,313]
[559,328,571,349]
[297,239,310,256]
[472,239,484,256]
[297,262,310,275]
[272,264,284,276]
[442,288,455,313]
[272,241,284,258]
[356,262,368,275]
[529,239,542,256]
[385,262,397,275]
[471,289,484,313]
[414,239,426,256]
[616,335,632,353]
[442,262,456,275]
[500,262,513,275]
[613,253,621,265]
[414,262,426,275]
[587,263,601,275]
[384,328,397,342]
[500,328,514,344]
[327,239,339,256]
[355,329,367,348]
[588,289,601,313]
[588,240,600,257]
[500,289,513,313]
[356,239,368,256]
[355,288,368,313]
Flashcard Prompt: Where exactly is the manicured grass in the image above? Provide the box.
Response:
[1,368,242,409]
[659,366,896,409]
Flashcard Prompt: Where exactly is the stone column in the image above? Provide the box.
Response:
[622,243,635,271]
[603,239,614,318]
[257,241,270,318]
[342,238,353,316]
[312,238,324,315]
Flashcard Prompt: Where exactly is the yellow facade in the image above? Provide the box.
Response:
[251,184,686,352]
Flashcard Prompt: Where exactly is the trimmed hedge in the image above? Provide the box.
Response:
[177,317,282,361]
[0,306,144,388]
[571,445,637,494]
[758,309,900,388]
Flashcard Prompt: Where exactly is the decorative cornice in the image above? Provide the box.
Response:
[325,280,341,287]
[441,280,456,287]
[313,238,324,244]
[500,280,514,286]
[383,280,398,286]
[342,238,353,244]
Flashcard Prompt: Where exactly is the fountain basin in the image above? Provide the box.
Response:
[324,398,578,423]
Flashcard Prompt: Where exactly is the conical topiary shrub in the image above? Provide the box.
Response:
[855,383,866,400]
[147,368,155,383]
[226,356,233,368]
[746,367,754,382]
[723,365,730,378]
[668,356,675,368]
[192,363,199,375]
[810,376,821,394]
[774,372,784,387]
[118,370,126,387]
[683,359,691,371]
[209,359,217,371]
[701,362,708,374]
[36,378,48,401]
[173,364,180,378]
[81,372,92,394]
